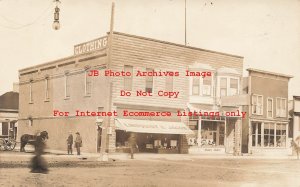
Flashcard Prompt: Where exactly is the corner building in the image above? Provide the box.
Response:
[18,32,243,154]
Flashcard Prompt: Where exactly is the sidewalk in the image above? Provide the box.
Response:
[1,150,298,162]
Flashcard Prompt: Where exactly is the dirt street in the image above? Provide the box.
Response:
[1,152,300,187]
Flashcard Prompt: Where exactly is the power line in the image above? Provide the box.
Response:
[0,2,53,30]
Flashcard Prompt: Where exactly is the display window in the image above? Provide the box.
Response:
[251,122,287,148]
[201,121,225,147]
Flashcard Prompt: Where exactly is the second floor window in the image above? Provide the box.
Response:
[220,78,227,97]
[252,94,263,115]
[29,80,33,103]
[165,74,174,92]
[65,74,70,98]
[202,76,212,96]
[145,68,153,93]
[229,78,238,96]
[85,71,92,96]
[192,77,200,95]
[45,78,50,101]
[218,77,239,97]
[191,74,213,97]
[267,98,273,118]
[276,98,287,117]
[124,65,133,91]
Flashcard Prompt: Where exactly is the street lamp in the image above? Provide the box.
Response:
[53,0,61,30]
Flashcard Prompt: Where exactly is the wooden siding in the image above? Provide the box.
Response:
[110,33,243,109]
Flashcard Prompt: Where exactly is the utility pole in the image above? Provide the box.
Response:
[184,0,187,46]
[98,2,115,162]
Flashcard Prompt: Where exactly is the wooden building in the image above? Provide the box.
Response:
[241,69,293,155]
[18,32,244,154]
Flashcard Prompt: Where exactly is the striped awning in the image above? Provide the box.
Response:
[115,118,194,135]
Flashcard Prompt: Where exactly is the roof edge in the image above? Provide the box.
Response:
[110,31,244,59]
[247,68,293,78]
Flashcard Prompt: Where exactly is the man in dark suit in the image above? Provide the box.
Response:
[67,131,73,155]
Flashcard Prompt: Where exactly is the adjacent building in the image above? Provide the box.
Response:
[241,69,293,155]
[291,96,300,141]
[0,87,19,139]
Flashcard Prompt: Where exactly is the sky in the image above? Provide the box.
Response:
[0,0,299,99]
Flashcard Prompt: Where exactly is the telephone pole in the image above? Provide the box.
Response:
[98,2,115,162]
[184,0,187,46]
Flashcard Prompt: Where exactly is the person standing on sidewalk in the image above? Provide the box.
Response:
[128,132,137,159]
[74,132,82,155]
[67,131,73,155]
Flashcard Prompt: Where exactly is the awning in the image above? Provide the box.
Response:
[115,118,194,135]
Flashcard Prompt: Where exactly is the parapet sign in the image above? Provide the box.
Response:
[74,36,108,55]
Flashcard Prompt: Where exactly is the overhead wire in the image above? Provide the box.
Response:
[0,2,53,30]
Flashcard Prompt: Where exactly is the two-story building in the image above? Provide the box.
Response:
[186,64,245,155]
[241,69,293,155]
[18,32,244,154]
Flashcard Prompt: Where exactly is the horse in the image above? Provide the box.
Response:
[291,139,300,160]
[20,131,49,152]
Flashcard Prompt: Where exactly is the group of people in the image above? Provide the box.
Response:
[67,131,82,155]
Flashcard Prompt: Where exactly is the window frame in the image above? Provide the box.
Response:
[165,72,174,92]
[85,70,92,96]
[124,65,133,91]
[252,94,263,115]
[45,78,50,101]
[190,74,214,97]
[251,122,287,148]
[192,77,200,96]
[251,122,262,147]
[29,80,34,104]
[267,97,273,118]
[202,75,213,96]
[217,76,240,97]
[64,74,70,99]
[276,97,287,118]
[145,68,154,93]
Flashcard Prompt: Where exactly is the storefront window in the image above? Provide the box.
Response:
[252,122,287,148]
[1,122,9,136]
[264,123,275,147]
[201,121,224,147]
[276,123,286,147]
[189,120,198,130]
[252,122,262,147]
[116,131,180,153]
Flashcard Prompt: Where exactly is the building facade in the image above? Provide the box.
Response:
[0,91,19,139]
[186,65,245,155]
[241,69,292,155]
[18,32,244,154]
[291,96,300,140]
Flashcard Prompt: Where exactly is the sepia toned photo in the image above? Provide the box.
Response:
[1,0,300,186]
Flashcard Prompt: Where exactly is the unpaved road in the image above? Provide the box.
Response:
[1,157,300,187]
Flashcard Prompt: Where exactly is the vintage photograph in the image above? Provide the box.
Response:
[1,0,300,186]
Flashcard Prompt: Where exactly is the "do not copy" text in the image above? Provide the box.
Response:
[120,90,180,98]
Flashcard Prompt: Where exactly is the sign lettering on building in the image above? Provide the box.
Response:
[74,36,108,55]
